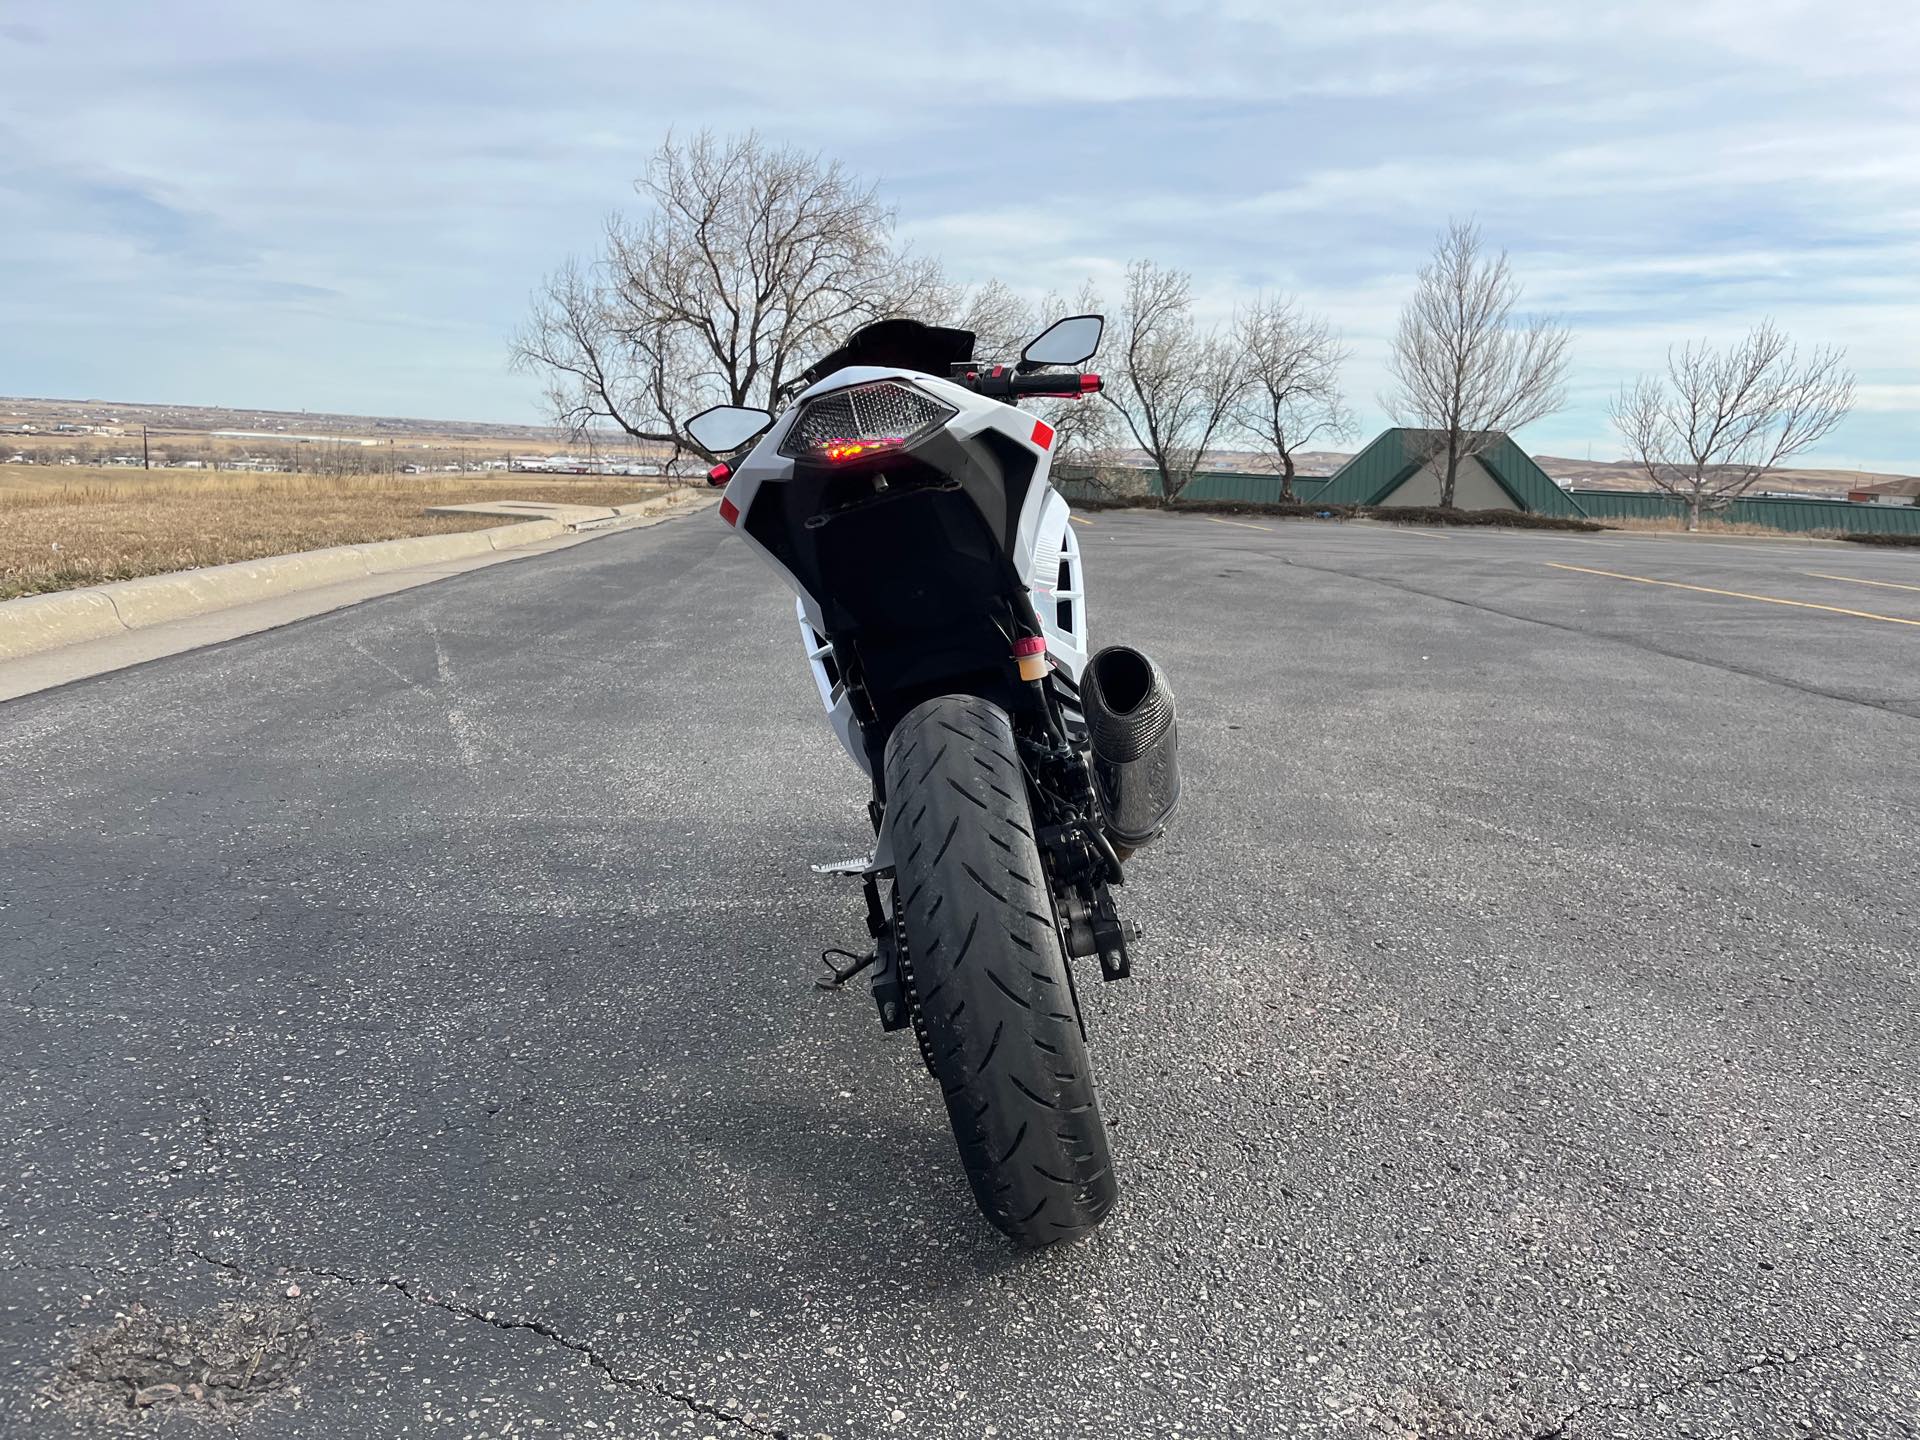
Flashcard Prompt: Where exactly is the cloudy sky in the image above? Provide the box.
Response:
[3,1,1917,469]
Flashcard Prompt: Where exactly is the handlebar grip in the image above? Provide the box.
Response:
[1009,372,1103,398]
[956,366,1103,399]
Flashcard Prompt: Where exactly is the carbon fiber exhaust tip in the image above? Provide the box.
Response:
[1080,645,1180,853]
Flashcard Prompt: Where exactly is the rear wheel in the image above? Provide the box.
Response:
[883,695,1117,1245]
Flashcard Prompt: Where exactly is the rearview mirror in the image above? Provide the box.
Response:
[1019,314,1104,371]
[684,404,773,455]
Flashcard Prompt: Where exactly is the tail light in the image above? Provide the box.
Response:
[778,380,955,466]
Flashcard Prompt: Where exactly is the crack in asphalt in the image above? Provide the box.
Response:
[1531,1328,1920,1437]
[178,1247,790,1438]
[191,1084,228,1166]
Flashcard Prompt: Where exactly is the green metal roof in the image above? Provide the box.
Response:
[1316,429,1588,516]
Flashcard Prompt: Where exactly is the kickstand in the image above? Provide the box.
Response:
[816,947,877,990]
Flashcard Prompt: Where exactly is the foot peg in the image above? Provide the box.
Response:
[810,853,878,877]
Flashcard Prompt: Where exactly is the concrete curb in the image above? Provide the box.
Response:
[0,590,127,657]
[0,493,709,663]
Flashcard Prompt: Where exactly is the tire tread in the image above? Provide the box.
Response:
[883,695,1117,1246]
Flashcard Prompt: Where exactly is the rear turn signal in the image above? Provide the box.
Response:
[1013,634,1048,682]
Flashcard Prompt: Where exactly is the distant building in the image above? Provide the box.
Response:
[1847,477,1920,506]
[1315,428,1585,515]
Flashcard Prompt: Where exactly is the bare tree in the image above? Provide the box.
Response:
[942,278,1134,494]
[1232,295,1353,500]
[512,130,945,461]
[1035,282,1133,491]
[1609,321,1854,531]
[1387,220,1571,508]
[1102,261,1246,504]
[937,278,1037,362]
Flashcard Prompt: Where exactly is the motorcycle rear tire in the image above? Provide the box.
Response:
[884,694,1118,1246]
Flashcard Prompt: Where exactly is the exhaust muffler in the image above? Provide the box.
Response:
[1080,645,1180,855]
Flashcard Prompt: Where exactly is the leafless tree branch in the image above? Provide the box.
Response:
[1230,295,1353,499]
[1100,261,1247,504]
[1608,321,1855,530]
[1386,219,1571,508]
[512,130,940,457]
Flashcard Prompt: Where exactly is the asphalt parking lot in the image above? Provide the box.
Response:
[3,508,1917,1438]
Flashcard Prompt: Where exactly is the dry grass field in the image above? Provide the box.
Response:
[0,465,678,599]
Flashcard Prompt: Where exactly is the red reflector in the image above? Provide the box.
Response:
[1012,636,1047,657]
[1031,420,1054,450]
[718,496,740,526]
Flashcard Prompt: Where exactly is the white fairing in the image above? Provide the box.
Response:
[722,366,1092,776]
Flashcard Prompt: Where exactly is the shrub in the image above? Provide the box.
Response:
[1361,505,1604,532]
[1170,498,1357,518]
[1841,532,1920,547]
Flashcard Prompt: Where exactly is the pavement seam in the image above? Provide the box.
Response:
[1269,550,1920,723]
[176,1247,791,1438]
[1547,561,1920,628]
[1532,1326,1920,1437]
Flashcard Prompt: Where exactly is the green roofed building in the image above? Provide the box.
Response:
[1315,429,1587,517]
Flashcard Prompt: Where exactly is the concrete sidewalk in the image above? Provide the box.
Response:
[0,489,716,701]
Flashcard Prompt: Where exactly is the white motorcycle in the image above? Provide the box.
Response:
[685,315,1180,1246]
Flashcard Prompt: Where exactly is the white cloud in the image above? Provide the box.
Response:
[0,0,1915,469]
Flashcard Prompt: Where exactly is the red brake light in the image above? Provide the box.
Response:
[819,437,906,463]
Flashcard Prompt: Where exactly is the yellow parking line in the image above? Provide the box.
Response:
[1803,571,1920,595]
[1204,515,1274,533]
[1547,563,1920,628]
[1068,514,1095,527]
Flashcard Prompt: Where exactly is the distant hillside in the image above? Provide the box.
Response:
[0,395,576,446]
[1184,444,1915,499]
[1121,448,1353,477]
[1529,456,1915,499]
[7,398,1909,498]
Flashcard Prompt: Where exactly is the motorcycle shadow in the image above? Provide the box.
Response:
[698,1056,1049,1283]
